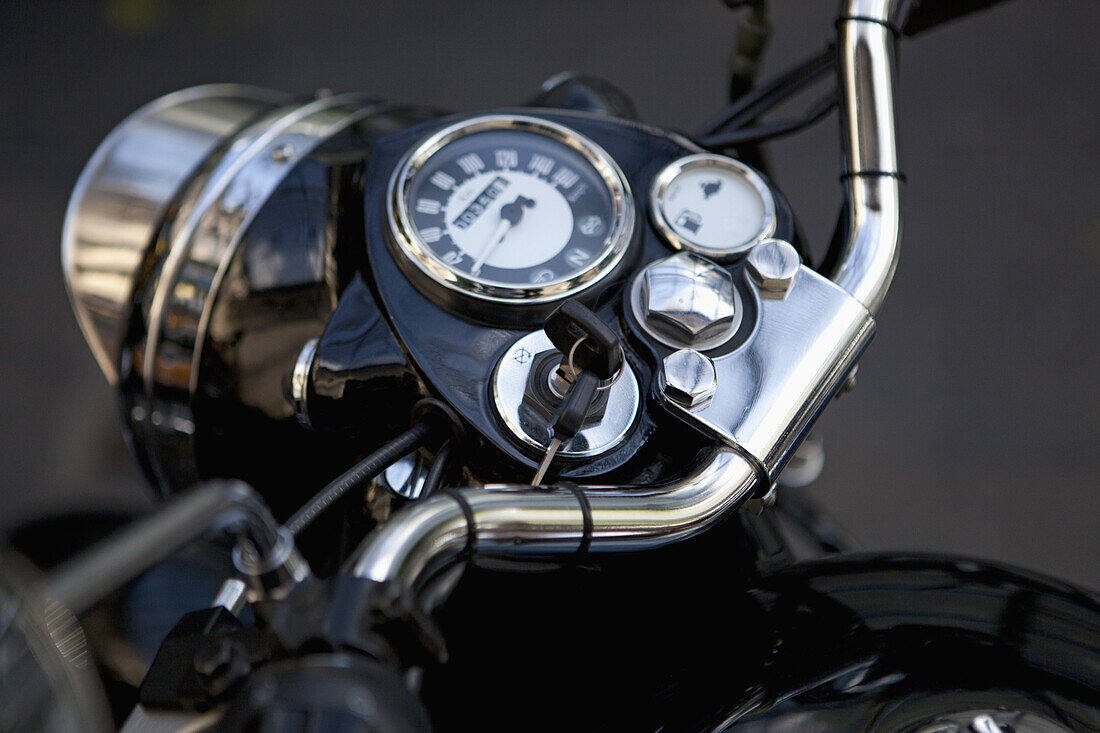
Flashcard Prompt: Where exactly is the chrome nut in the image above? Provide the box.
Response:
[642,252,737,345]
[745,238,800,293]
[661,349,717,409]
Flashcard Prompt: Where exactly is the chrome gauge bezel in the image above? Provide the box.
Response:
[387,114,635,304]
[649,153,776,261]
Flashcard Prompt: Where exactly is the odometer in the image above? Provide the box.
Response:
[387,115,634,303]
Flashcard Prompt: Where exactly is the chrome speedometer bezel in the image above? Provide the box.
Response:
[386,114,635,304]
[649,152,777,261]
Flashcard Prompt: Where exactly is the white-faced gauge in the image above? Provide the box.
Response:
[650,153,776,260]
[387,115,634,304]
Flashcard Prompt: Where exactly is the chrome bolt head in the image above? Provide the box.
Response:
[270,143,295,163]
[661,348,717,409]
[745,238,800,293]
[642,252,737,345]
[967,715,1006,733]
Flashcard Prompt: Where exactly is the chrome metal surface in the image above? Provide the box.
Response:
[211,578,248,617]
[832,174,901,314]
[381,453,430,500]
[350,448,756,589]
[62,85,290,383]
[630,253,744,351]
[661,349,717,410]
[119,705,221,733]
[491,330,639,457]
[141,94,381,400]
[290,337,319,430]
[843,0,898,18]
[745,238,800,294]
[387,114,635,304]
[547,359,575,399]
[829,0,902,314]
[661,265,875,478]
[643,252,738,343]
[112,95,434,493]
[232,526,311,602]
[969,715,1007,733]
[649,153,776,260]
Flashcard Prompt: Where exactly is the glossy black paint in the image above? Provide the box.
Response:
[85,499,1100,731]
[420,551,1100,732]
[359,109,797,480]
[307,275,419,438]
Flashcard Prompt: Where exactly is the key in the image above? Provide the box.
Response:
[544,300,623,380]
[532,370,600,486]
[532,300,624,485]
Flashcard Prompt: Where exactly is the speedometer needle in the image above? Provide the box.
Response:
[471,195,535,275]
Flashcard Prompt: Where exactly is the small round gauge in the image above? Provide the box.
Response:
[388,115,634,304]
[650,153,776,260]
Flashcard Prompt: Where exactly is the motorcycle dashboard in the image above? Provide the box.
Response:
[361,108,798,478]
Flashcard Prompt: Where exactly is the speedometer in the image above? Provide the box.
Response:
[387,115,634,304]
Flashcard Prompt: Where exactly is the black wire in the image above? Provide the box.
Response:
[419,439,454,500]
[696,43,836,139]
[699,90,838,149]
[286,422,435,536]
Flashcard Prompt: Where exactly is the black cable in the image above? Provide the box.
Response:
[696,43,836,139]
[440,490,477,559]
[552,482,593,555]
[286,422,435,536]
[699,90,838,149]
[418,439,454,500]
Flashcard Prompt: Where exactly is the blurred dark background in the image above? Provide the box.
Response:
[1,1,1097,587]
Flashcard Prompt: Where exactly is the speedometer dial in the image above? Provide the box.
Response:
[388,115,634,303]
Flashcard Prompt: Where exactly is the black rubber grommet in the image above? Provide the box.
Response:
[411,398,467,448]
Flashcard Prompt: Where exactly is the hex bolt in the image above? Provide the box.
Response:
[745,238,801,293]
[661,349,717,409]
[642,252,738,346]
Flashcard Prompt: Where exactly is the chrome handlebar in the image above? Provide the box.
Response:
[350,0,903,591]
[830,0,902,315]
[350,450,757,588]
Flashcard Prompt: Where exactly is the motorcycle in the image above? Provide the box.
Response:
[3,0,1097,730]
